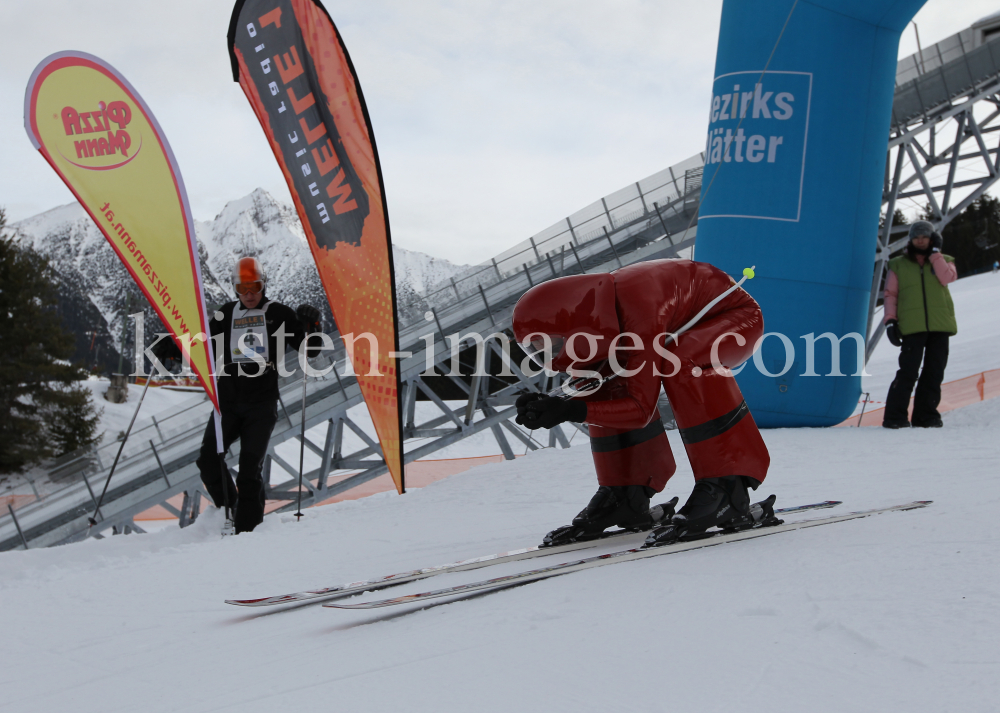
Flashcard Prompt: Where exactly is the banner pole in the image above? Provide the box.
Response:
[87,375,153,529]
[295,372,308,520]
[214,409,234,531]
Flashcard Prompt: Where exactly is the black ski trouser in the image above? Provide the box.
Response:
[884,331,950,425]
[196,399,278,533]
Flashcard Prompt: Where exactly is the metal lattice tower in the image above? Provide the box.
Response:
[867,25,1000,357]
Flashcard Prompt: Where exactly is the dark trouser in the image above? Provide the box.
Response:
[884,332,950,425]
[196,399,278,533]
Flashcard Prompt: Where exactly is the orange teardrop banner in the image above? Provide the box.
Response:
[228,0,404,493]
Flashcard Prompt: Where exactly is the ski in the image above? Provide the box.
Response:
[324,500,927,611]
[225,499,840,608]
[224,499,676,608]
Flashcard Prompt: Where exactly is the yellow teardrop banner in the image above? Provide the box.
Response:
[25,52,219,412]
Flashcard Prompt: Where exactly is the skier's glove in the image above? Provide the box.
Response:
[930,231,943,251]
[296,304,322,332]
[885,319,902,347]
[150,335,182,368]
[515,394,587,430]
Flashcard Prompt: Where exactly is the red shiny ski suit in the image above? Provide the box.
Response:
[581,259,769,492]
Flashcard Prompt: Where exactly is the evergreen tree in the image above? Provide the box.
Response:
[880,208,908,233]
[942,197,1000,276]
[0,208,102,473]
[924,197,1000,276]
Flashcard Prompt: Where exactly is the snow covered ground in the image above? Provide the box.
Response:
[79,378,203,444]
[1,272,997,712]
[1,399,997,712]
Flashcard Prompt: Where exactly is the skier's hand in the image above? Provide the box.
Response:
[885,319,902,347]
[515,392,543,427]
[515,394,587,430]
[296,304,322,332]
[930,231,943,251]
[515,392,543,410]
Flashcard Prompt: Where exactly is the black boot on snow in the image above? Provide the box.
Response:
[719,493,781,532]
[644,488,776,548]
[574,485,655,531]
[671,476,752,534]
[542,485,659,546]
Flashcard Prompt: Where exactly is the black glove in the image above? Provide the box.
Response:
[296,304,321,331]
[515,394,587,430]
[515,392,543,410]
[930,231,943,251]
[885,319,902,347]
[515,392,543,421]
[150,335,182,366]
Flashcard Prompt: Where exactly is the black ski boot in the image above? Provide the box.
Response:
[643,491,782,548]
[718,494,782,532]
[643,476,752,547]
[542,486,672,547]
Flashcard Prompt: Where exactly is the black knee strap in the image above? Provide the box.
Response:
[590,419,666,453]
[679,400,749,445]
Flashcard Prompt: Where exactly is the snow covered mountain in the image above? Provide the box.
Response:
[6,190,471,368]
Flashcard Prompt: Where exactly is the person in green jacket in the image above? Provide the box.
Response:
[882,221,958,428]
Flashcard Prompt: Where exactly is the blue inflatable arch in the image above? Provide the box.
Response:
[695,0,927,427]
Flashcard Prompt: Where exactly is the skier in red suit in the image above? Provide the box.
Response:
[512,258,769,545]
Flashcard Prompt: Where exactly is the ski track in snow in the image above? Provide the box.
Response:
[1,279,998,712]
[1,404,997,712]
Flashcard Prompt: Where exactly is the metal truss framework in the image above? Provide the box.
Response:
[868,77,1000,359]
[264,343,581,512]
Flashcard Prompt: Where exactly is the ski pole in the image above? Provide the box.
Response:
[88,374,153,528]
[295,370,308,521]
[666,265,756,347]
[554,266,757,398]
[856,392,870,427]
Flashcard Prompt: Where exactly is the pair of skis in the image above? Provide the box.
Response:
[328,500,930,610]
[227,498,916,610]
[225,498,692,608]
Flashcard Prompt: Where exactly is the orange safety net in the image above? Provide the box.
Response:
[837,367,1000,427]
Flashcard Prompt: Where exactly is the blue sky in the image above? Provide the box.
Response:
[1,1,997,264]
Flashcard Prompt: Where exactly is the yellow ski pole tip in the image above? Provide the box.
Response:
[743,267,755,279]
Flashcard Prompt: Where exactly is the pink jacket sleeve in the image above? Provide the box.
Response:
[884,270,898,322]
[930,252,958,285]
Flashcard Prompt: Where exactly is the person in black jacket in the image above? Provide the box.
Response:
[154,256,322,533]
